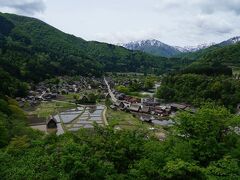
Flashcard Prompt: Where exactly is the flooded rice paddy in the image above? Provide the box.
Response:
[30,105,106,134]
[54,105,106,133]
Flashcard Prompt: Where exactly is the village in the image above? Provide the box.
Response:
[16,75,195,134]
[16,76,108,108]
[105,77,195,125]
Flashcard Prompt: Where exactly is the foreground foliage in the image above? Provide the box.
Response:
[0,97,42,148]
[0,102,239,179]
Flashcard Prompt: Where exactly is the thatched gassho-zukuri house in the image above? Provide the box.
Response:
[47,116,57,129]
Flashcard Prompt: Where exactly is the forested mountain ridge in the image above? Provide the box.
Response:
[176,43,240,79]
[0,12,101,82]
[156,38,240,112]
[195,42,240,68]
[0,12,191,86]
[180,37,240,68]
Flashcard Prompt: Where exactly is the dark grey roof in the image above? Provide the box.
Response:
[170,103,187,110]
[141,106,150,113]
[129,104,141,111]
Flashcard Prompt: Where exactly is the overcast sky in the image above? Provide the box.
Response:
[0,0,240,46]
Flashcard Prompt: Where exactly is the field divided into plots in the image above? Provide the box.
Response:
[54,105,106,132]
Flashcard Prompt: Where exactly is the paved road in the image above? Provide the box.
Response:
[102,105,109,126]
[104,77,117,103]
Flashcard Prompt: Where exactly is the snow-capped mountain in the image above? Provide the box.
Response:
[219,36,240,46]
[121,36,240,58]
[175,43,216,53]
[121,39,182,58]
[121,39,215,57]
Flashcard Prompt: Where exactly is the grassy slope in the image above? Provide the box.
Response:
[106,108,148,129]
[28,101,76,118]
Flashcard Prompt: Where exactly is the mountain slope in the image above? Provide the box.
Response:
[0,13,102,81]
[0,12,191,85]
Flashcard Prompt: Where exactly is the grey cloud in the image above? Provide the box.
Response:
[154,0,240,15]
[196,0,240,15]
[150,0,240,45]
[0,0,46,15]
[1,0,238,46]
[197,23,233,35]
[195,15,234,35]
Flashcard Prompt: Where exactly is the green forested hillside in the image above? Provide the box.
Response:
[157,74,240,111]
[178,45,221,60]
[157,40,240,111]
[172,40,240,80]
[0,12,190,86]
[0,12,102,82]
[196,43,240,68]
[182,43,240,69]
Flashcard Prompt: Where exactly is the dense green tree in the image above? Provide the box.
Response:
[205,156,240,179]
[174,105,240,165]
[0,113,8,147]
[144,77,155,90]
[157,74,240,111]
[116,85,129,94]
[0,98,42,148]
[0,68,28,97]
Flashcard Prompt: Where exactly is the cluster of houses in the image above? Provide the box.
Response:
[16,90,58,107]
[110,91,195,122]
[16,77,107,107]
